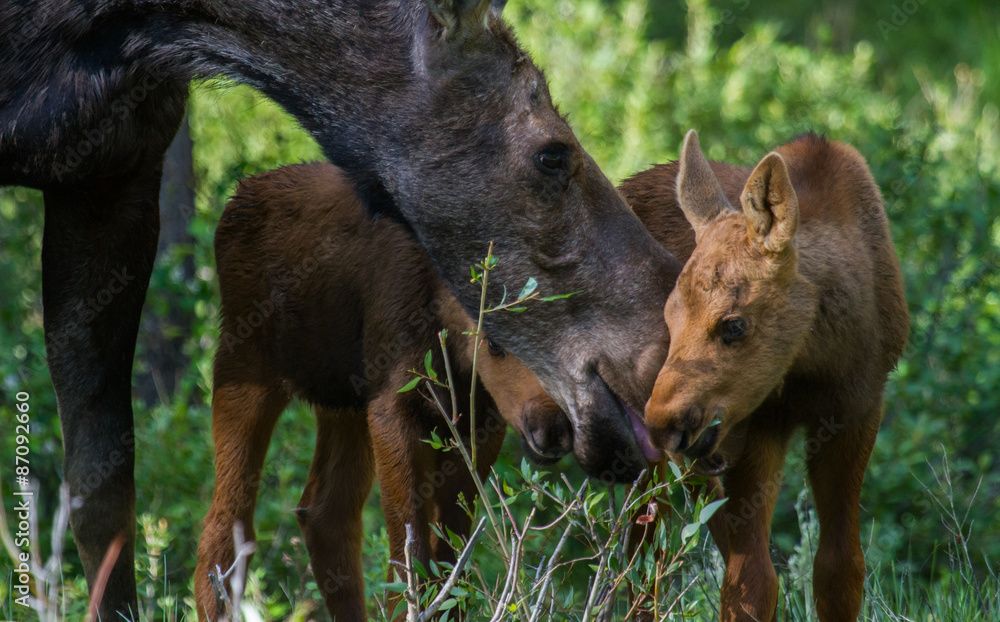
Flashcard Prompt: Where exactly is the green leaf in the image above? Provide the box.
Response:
[426,429,445,450]
[539,290,581,301]
[507,306,528,312]
[681,522,701,543]
[424,350,438,380]
[586,491,607,513]
[440,598,458,611]
[667,460,683,481]
[382,581,408,593]
[699,498,728,524]
[518,277,538,300]
[397,376,421,393]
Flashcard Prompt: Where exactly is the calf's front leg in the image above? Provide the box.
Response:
[807,409,879,621]
[716,425,790,622]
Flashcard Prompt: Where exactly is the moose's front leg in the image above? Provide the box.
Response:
[716,426,790,622]
[807,410,879,621]
[41,170,163,619]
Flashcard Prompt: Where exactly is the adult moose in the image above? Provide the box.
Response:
[0,0,677,616]
[196,162,573,620]
[642,131,909,620]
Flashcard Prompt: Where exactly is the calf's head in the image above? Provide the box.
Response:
[383,0,679,480]
[441,295,573,463]
[474,337,574,464]
[645,131,816,471]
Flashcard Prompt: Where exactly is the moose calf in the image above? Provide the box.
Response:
[194,163,572,621]
[636,131,908,621]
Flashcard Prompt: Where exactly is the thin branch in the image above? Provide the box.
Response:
[417,518,488,622]
[404,524,420,622]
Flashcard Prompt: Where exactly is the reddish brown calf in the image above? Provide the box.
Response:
[627,131,908,621]
[193,163,572,621]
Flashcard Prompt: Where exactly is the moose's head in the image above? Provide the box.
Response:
[361,0,681,480]
[645,131,817,472]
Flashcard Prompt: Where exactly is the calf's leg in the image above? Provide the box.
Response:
[807,409,879,621]
[370,395,439,617]
[194,378,289,620]
[429,410,505,562]
[716,426,790,622]
[296,407,374,622]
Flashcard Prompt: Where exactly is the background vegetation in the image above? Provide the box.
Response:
[2,0,998,618]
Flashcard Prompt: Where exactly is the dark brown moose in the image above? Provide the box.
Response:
[636,130,909,621]
[194,162,574,621]
[0,0,678,614]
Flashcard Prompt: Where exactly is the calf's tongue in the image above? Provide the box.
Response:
[623,401,665,463]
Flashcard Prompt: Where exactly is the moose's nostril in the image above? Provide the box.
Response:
[676,429,690,452]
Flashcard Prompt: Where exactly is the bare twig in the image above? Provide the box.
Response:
[438,330,459,422]
[488,534,521,622]
[417,517,488,622]
[529,516,575,622]
[208,521,256,622]
[404,524,420,622]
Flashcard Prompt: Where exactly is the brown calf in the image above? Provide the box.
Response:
[632,131,908,621]
[193,163,572,621]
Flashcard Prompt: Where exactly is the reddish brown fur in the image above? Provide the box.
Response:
[193,163,571,621]
[624,131,908,621]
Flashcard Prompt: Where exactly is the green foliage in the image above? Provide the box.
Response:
[509,0,1000,578]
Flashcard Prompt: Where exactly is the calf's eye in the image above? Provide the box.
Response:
[487,339,505,358]
[720,317,747,345]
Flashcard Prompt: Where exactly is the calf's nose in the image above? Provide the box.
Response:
[646,402,704,454]
[521,398,573,463]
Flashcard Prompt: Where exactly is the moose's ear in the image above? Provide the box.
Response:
[425,0,493,42]
[676,130,734,240]
[740,152,799,254]
[490,0,508,18]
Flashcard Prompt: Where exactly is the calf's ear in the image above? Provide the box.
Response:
[740,152,799,254]
[677,130,734,241]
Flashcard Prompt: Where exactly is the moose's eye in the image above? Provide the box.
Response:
[534,145,568,175]
[720,317,747,346]
[487,339,505,358]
